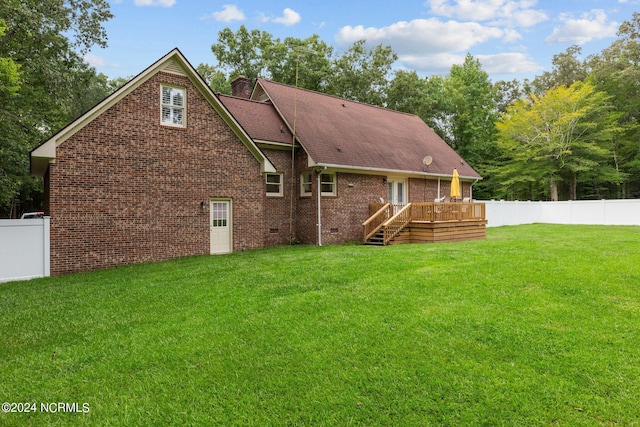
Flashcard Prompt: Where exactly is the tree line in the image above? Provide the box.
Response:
[2,3,640,217]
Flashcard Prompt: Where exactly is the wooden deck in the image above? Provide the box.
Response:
[363,202,487,246]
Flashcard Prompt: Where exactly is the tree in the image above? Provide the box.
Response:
[196,63,230,94]
[587,12,640,198]
[209,26,334,93]
[493,79,527,113]
[210,26,275,82]
[496,82,621,201]
[326,40,397,106]
[438,54,499,199]
[0,19,20,98]
[385,71,450,140]
[531,45,587,94]
[0,0,113,216]
[209,27,396,106]
[266,34,334,92]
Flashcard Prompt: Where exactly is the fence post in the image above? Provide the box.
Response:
[43,217,50,277]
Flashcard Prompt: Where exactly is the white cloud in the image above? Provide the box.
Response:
[272,8,301,26]
[335,16,543,77]
[476,52,542,75]
[209,4,245,22]
[133,0,175,6]
[336,18,503,54]
[427,0,547,28]
[83,53,119,69]
[397,51,541,76]
[545,9,618,45]
[501,28,522,43]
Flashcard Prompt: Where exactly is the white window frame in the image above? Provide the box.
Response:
[320,173,336,196]
[300,171,312,196]
[161,85,186,127]
[266,173,284,197]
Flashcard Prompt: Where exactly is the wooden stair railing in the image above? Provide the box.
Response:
[362,203,391,242]
[382,203,412,245]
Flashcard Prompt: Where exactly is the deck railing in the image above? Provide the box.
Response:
[382,203,413,245]
[410,202,486,222]
[363,203,391,242]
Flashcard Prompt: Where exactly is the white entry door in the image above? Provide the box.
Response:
[387,178,407,206]
[210,200,232,254]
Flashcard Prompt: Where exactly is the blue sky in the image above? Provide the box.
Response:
[87,0,638,82]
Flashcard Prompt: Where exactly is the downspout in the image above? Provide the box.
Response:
[437,177,441,200]
[316,169,323,246]
[470,178,479,200]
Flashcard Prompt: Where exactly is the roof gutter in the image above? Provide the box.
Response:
[308,160,482,181]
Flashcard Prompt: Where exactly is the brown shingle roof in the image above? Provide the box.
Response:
[256,79,481,180]
[217,94,293,145]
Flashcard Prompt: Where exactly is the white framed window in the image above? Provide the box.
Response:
[320,173,336,196]
[266,173,283,197]
[300,171,312,196]
[161,85,185,127]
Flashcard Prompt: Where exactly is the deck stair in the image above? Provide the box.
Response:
[366,230,385,246]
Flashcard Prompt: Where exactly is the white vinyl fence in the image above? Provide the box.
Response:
[483,199,640,228]
[0,217,50,283]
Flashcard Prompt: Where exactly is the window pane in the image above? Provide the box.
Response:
[162,87,171,105]
[161,107,171,123]
[321,173,335,194]
[173,108,183,124]
[266,174,281,184]
[397,182,404,204]
[211,202,228,228]
[172,91,183,106]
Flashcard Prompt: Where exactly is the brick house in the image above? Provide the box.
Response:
[30,49,482,275]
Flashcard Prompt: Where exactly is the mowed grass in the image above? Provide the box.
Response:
[1,224,640,426]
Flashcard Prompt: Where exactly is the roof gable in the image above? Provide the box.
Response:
[30,49,275,176]
[255,79,481,180]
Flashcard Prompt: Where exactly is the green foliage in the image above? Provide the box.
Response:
[496,82,622,200]
[0,19,20,97]
[196,63,230,94]
[209,26,395,105]
[444,54,499,163]
[0,0,112,216]
[209,26,335,93]
[532,45,588,94]
[587,12,640,198]
[2,225,640,425]
[325,40,397,105]
[267,34,334,92]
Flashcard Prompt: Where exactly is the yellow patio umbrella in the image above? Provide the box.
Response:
[450,168,461,201]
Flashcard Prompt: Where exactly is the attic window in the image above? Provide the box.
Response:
[161,85,185,127]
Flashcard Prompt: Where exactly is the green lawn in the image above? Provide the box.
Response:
[1,224,639,426]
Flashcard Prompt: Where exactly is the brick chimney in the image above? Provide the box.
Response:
[231,75,252,99]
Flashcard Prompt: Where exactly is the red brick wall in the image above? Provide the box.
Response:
[262,148,295,246]
[295,166,387,245]
[48,71,266,275]
[294,150,317,244]
[409,177,471,202]
[318,172,386,244]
